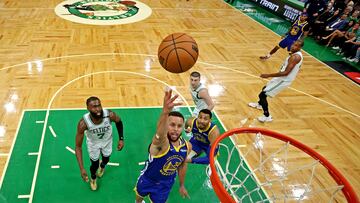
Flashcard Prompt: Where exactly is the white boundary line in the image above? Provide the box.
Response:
[35,121,44,124]
[221,0,359,86]
[51,165,60,169]
[48,126,57,138]
[213,110,271,200]
[0,111,25,189]
[18,194,30,199]
[65,146,75,155]
[107,162,120,167]
[27,152,39,156]
[0,153,9,157]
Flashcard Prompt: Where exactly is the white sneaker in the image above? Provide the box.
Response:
[257,115,273,122]
[90,178,97,191]
[332,46,340,50]
[248,102,262,110]
[97,167,105,178]
[348,58,359,63]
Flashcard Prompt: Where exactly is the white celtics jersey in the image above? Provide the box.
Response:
[83,109,112,144]
[190,83,208,111]
[278,51,303,82]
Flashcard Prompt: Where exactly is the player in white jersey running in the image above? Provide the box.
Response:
[249,40,304,122]
[75,96,124,190]
[190,71,215,117]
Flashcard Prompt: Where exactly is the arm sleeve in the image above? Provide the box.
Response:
[115,120,124,140]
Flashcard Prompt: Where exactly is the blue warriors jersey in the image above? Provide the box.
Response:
[288,19,308,40]
[190,118,217,145]
[140,137,188,181]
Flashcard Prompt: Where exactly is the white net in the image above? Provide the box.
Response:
[210,131,349,203]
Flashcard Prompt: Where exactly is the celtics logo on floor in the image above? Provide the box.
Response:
[55,0,152,25]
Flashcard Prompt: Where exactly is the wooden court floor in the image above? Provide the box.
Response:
[0,0,359,202]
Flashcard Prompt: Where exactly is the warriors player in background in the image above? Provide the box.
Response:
[185,109,220,165]
[260,13,308,60]
[75,96,124,190]
[190,71,215,117]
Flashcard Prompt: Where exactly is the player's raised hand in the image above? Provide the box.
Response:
[163,87,182,113]
[179,186,190,199]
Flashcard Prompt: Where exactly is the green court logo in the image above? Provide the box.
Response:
[55,0,152,25]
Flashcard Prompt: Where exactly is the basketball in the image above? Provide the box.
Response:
[158,33,199,73]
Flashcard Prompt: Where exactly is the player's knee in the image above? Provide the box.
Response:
[101,155,110,167]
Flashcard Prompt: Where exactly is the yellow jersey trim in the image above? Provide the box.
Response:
[173,137,186,152]
[196,119,211,133]
[152,145,170,158]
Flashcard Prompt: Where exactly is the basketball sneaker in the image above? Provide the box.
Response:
[248,102,262,110]
[258,115,273,122]
[90,178,97,191]
[97,167,105,178]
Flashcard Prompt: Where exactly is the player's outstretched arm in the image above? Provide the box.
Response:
[199,89,215,111]
[260,54,301,78]
[109,110,124,151]
[75,119,89,182]
[150,88,181,156]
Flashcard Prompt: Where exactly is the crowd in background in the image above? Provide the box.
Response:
[304,0,360,63]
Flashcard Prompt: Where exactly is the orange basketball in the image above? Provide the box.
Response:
[158,33,199,73]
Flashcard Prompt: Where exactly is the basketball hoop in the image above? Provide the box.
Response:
[209,127,359,203]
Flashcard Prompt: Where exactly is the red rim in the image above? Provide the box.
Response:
[209,127,359,203]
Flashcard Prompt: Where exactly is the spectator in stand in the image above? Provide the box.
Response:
[322,22,359,46]
[344,5,354,15]
[311,8,341,36]
[341,31,360,61]
[347,47,360,63]
[348,9,360,23]
[333,0,346,12]
[314,14,349,40]
[304,0,327,26]
[310,2,335,31]
[346,0,354,8]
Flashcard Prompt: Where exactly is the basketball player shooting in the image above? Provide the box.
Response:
[75,96,124,191]
[249,40,304,122]
[134,88,191,203]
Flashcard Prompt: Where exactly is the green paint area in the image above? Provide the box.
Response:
[0,108,266,202]
[228,0,360,71]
